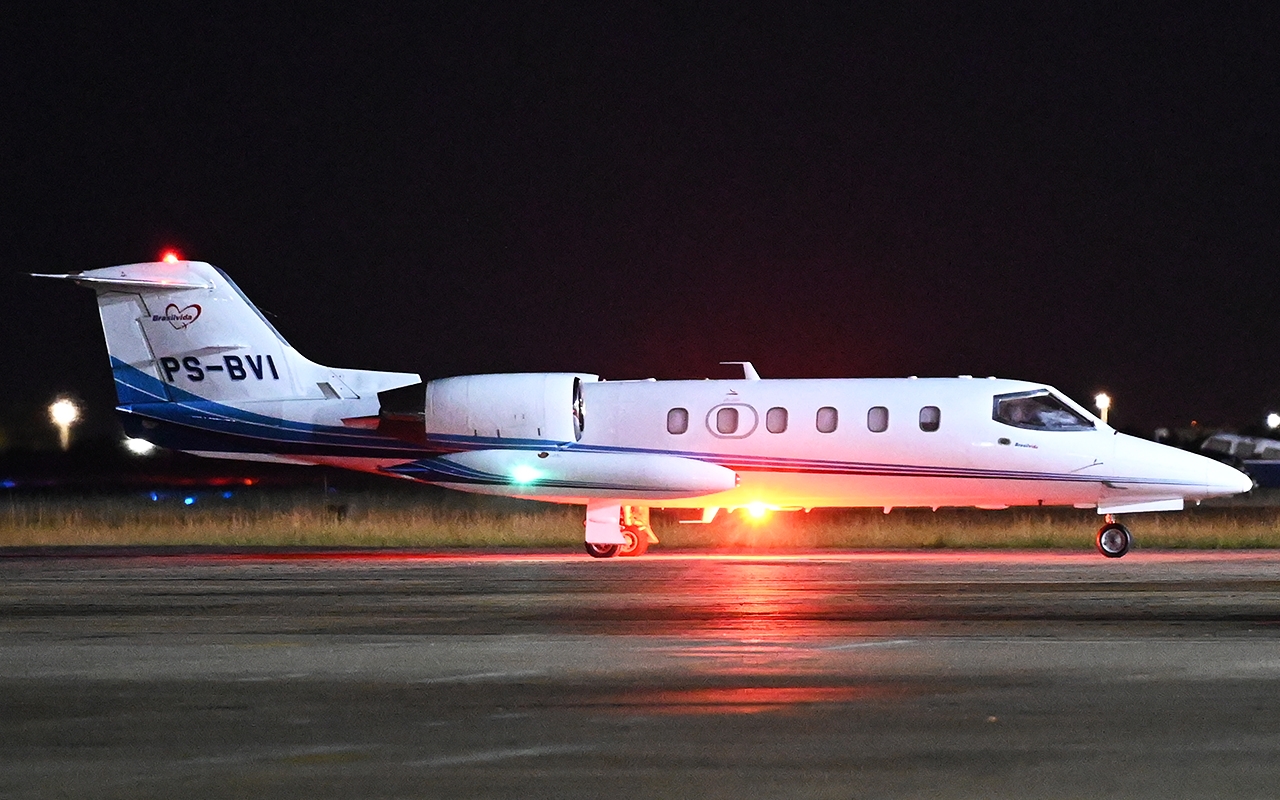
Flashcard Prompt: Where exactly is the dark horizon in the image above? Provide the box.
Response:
[4,6,1280,441]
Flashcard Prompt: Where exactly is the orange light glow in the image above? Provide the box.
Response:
[161,250,180,263]
[746,501,770,520]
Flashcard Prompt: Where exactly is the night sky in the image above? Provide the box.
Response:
[3,6,1279,444]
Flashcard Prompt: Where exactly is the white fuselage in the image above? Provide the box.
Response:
[458,376,1250,513]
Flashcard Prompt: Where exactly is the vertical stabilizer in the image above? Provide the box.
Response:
[33,261,419,407]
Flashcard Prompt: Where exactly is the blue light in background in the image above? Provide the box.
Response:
[183,496,196,506]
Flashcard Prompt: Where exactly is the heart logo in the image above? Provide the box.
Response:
[163,303,201,330]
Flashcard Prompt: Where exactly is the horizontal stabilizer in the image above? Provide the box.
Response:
[31,271,213,292]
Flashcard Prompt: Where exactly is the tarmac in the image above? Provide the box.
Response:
[4,549,1280,798]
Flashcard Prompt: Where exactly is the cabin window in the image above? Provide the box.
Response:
[993,390,1094,431]
[706,404,758,438]
[766,406,788,433]
[867,406,889,433]
[816,406,838,433]
[716,406,739,435]
[667,407,689,434]
[919,406,941,432]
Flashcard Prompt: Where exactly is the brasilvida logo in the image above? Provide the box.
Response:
[153,303,201,330]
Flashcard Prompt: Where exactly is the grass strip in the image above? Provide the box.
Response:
[3,491,1280,550]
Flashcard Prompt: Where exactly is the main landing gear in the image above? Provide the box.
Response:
[584,541,621,558]
[1095,514,1132,558]
[584,505,656,558]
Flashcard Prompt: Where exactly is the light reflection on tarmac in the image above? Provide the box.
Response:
[5,549,1280,798]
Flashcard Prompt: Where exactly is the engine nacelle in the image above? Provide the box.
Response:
[424,373,597,443]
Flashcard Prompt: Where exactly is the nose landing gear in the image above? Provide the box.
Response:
[1096,514,1132,558]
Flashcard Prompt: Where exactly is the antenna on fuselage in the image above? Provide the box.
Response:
[720,361,761,381]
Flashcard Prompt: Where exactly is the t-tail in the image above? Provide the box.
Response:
[34,260,421,465]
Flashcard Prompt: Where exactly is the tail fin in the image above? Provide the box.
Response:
[34,260,419,407]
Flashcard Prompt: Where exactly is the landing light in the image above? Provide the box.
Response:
[123,437,156,456]
[1268,413,1280,430]
[511,464,542,484]
[161,250,180,263]
[746,501,769,519]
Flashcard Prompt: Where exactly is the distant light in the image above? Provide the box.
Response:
[221,490,234,499]
[49,398,79,427]
[746,501,769,519]
[183,496,196,506]
[1094,392,1111,425]
[1,480,16,489]
[1268,413,1280,430]
[48,397,81,450]
[149,491,160,502]
[511,464,542,484]
[123,437,156,456]
[161,250,180,263]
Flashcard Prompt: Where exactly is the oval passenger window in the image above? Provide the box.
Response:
[816,406,838,433]
[667,407,689,435]
[919,406,940,432]
[867,406,889,433]
[766,407,788,433]
[716,406,739,435]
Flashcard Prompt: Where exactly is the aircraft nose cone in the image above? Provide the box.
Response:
[1205,458,1254,497]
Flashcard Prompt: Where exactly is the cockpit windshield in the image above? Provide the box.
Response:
[993,390,1095,431]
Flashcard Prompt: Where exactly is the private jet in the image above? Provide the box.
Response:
[35,259,1253,558]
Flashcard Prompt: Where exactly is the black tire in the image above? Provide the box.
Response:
[1096,522,1132,558]
[619,526,649,557]
[584,541,620,558]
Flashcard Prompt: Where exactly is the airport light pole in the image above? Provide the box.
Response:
[48,397,81,451]
[1094,393,1111,426]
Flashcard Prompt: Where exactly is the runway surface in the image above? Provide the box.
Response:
[5,549,1280,798]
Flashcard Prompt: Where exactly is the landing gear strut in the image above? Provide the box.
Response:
[1096,514,1132,558]
[618,506,653,557]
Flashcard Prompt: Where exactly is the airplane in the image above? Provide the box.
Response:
[34,258,1254,559]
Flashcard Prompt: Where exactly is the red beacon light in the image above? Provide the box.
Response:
[161,250,181,263]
